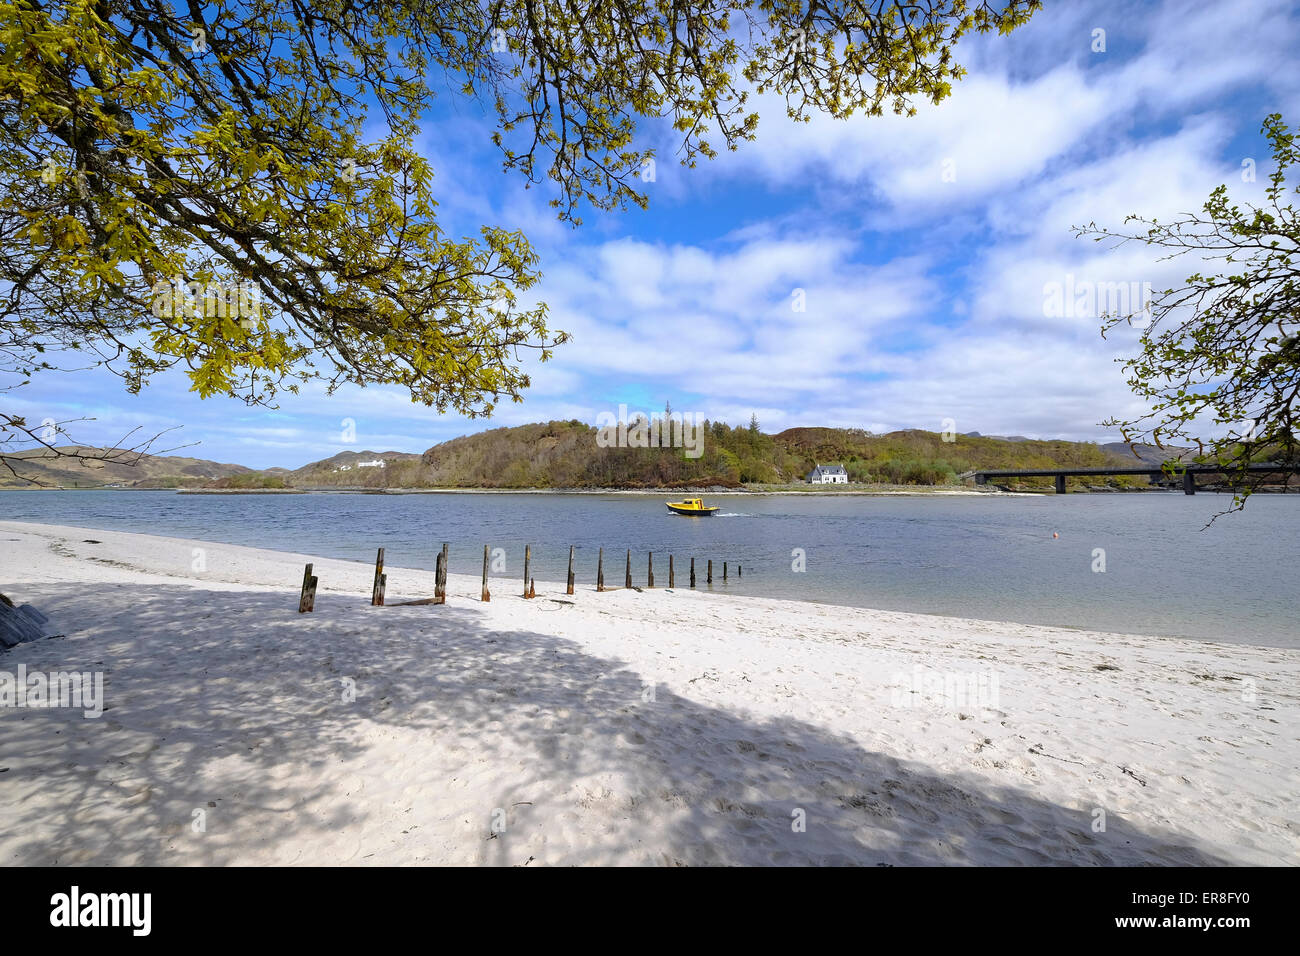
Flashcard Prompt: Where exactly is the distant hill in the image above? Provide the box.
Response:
[1100,442,1196,467]
[286,421,1145,490]
[286,450,422,487]
[3,426,1195,491]
[0,446,253,489]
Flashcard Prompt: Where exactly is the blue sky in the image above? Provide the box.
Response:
[10,0,1300,468]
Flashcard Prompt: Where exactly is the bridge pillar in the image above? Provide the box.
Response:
[975,474,986,485]
[1183,472,1196,495]
[1055,474,1066,495]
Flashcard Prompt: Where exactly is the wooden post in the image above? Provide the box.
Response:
[481,545,491,602]
[298,563,317,613]
[737,565,741,578]
[648,552,654,588]
[523,544,532,598]
[371,548,385,606]
[566,546,575,595]
[597,548,605,592]
[625,549,632,589]
[434,548,447,605]
[707,559,713,584]
[723,561,727,581]
[376,573,387,605]
[690,557,696,588]
[528,578,536,598]
[669,554,675,588]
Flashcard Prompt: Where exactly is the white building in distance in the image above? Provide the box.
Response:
[807,464,848,484]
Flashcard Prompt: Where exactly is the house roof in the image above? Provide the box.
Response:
[812,464,847,474]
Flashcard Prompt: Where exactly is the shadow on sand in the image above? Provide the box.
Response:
[0,582,1230,865]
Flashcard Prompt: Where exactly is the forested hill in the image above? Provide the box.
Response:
[285,419,1147,489]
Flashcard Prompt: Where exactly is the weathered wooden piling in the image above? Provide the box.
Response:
[738,565,741,578]
[434,543,448,604]
[648,552,654,588]
[523,544,532,598]
[723,561,727,581]
[597,548,605,592]
[376,573,387,605]
[371,548,385,606]
[690,557,696,588]
[567,546,575,595]
[528,578,536,598]
[669,554,675,588]
[707,559,713,584]
[298,563,317,613]
[481,545,491,602]
[625,549,632,589]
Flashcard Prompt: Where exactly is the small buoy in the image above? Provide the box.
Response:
[1052,532,1059,539]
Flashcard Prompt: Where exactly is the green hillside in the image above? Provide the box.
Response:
[285,419,1149,490]
[0,445,252,489]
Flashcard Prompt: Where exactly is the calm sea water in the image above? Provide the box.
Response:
[1,490,1297,648]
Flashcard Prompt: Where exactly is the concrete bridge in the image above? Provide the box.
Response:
[959,463,1289,495]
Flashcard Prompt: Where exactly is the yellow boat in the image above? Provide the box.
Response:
[666,498,719,516]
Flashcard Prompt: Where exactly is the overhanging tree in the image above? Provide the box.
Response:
[1,0,1040,476]
[1076,113,1299,509]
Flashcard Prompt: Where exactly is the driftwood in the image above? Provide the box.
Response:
[0,594,51,647]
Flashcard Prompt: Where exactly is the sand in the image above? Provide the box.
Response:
[1,519,1296,866]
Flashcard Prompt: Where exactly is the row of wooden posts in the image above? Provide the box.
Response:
[298,546,740,613]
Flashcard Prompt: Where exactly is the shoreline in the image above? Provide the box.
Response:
[2,519,1296,865]
[9,482,1257,496]
[4,484,1191,496]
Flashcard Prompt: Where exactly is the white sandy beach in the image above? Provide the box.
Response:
[1,519,1296,866]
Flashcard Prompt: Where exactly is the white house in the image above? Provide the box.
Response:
[334,458,386,473]
[807,463,848,484]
